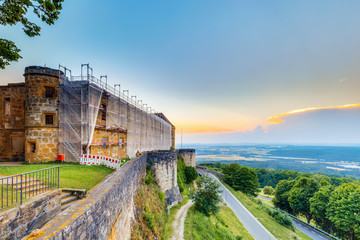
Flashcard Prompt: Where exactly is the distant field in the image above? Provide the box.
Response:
[185,144,360,178]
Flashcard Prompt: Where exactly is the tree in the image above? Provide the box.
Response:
[222,163,259,196]
[288,177,319,223]
[263,186,275,197]
[184,166,198,184]
[327,183,360,240]
[309,186,333,230]
[273,180,296,214]
[0,0,64,69]
[190,176,222,216]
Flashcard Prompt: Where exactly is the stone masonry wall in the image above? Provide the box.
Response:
[178,149,196,167]
[0,83,26,160]
[0,189,61,240]
[90,129,127,159]
[147,151,182,204]
[24,66,61,163]
[29,154,147,240]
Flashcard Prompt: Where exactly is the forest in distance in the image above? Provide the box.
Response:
[184,144,360,178]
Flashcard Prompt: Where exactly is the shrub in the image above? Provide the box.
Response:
[184,166,198,184]
[143,212,155,231]
[190,176,222,216]
[145,168,155,185]
[257,202,294,230]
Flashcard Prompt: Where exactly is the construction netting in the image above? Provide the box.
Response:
[59,67,172,161]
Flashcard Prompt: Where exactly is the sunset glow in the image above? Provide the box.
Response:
[267,104,360,124]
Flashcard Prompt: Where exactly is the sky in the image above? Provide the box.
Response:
[1,1,360,144]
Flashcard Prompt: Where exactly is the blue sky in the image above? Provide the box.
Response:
[1,1,360,144]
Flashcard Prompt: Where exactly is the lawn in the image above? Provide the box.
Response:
[221,181,312,240]
[184,204,253,240]
[0,162,115,190]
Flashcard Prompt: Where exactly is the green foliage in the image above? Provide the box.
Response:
[288,177,319,223]
[144,167,155,185]
[142,212,155,231]
[177,155,187,192]
[327,183,360,240]
[263,186,275,196]
[256,201,294,231]
[184,205,250,240]
[0,0,64,68]
[158,190,165,203]
[184,166,198,184]
[309,186,333,230]
[222,163,259,196]
[273,180,296,214]
[190,176,222,216]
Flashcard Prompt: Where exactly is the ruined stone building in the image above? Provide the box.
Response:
[0,66,175,163]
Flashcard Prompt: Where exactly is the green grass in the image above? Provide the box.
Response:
[184,204,253,240]
[0,163,114,190]
[221,181,312,240]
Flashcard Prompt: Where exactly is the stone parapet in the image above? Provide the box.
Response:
[177,148,196,167]
[0,189,61,240]
[27,154,147,240]
[147,151,182,204]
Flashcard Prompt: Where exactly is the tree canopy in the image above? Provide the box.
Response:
[273,179,296,214]
[0,0,63,69]
[190,176,222,216]
[222,163,259,196]
[327,183,360,240]
[288,177,319,223]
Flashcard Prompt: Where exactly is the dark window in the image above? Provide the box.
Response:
[44,87,55,98]
[4,97,10,115]
[45,114,54,125]
[27,142,36,153]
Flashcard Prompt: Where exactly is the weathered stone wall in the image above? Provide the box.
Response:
[178,149,196,167]
[24,66,61,163]
[0,189,61,240]
[147,151,182,204]
[0,83,26,160]
[90,129,127,159]
[29,154,147,240]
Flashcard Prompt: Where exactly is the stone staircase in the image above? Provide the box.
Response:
[60,189,87,211]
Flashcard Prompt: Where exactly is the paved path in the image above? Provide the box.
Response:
[256,196,332,240]
[171,200,193,240]
[199,170,276,240]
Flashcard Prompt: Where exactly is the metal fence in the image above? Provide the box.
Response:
[0,167,60,210]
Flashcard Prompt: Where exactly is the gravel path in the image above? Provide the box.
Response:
[171,200,193,240]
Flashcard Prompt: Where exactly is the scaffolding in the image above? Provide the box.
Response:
[58,64,172,161]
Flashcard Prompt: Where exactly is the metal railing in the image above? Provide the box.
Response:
[0,167,60,210]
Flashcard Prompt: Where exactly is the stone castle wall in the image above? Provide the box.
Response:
[27,151,182,240]
[29,154,147,240]
[147,151,182,204]
[24,66,61,163]
[178,149,196,167]
[0,83,26,160]
[0,189,61,240]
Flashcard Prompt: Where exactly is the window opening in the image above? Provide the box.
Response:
[45,114,54,125]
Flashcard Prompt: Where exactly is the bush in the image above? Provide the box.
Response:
[184,166,198,184]
[190,176,222,216]
[257,202,294,230]
[143,212,155,231]
[145,168,155,185]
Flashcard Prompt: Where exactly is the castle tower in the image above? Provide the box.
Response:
[24,66,62,163]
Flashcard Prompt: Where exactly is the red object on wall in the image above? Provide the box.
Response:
[57,155,65,161]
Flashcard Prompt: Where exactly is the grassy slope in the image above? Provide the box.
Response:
[222,182,312,240]
[0,163,114,190]
[184,204,253,240]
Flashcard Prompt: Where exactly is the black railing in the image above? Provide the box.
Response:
[0,167,60,210]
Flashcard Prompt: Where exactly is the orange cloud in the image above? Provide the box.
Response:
[267,103,360,124]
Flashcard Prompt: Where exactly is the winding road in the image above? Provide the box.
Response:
[199,170,276,240]
[257,195,332,240]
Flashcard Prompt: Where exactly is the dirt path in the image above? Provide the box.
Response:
[171,200,193,240]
